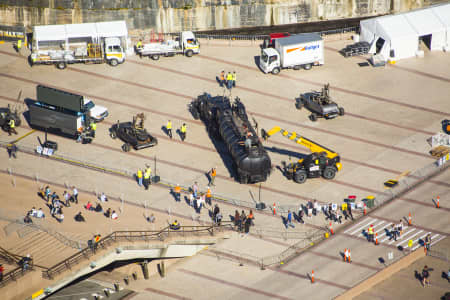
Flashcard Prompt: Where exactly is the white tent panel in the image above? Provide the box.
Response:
[376,15,417,39]
[34,25,66,41]
[95,21,128,39]
[404,9,446,50]
[431,3,450,47]
[360,19,377,44]
[64,23,97,39]
[390,35,419,59]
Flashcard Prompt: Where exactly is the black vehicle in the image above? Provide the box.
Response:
[443,120,450,134]
[0,105,21,132]
[109,113,158,152]
[190,93,271,184]
[295,83,344,121]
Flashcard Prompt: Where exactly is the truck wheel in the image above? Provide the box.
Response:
[110,131,117,139]
[339,107,345,116]
[122,143,131,152]
[295,101,303,110]
[239,173,248,184]
[309,114,317,122]
[303,63,312,70]
[151,55,160,61]
[323,166,337,180]
[293,65,301,70]
[293,170,307,184]
[185,50,194,57]
[109,59,119,66]
[56,62,66,70]
[271,67,280,75]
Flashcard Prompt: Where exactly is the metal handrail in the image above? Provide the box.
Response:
[42,223,232,279]
[0,259,34,288]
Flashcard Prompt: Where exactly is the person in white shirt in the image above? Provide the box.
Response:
[111,210,118,220]
[189,193,194,207]
[72,187,78,204]
[36,208,45,218]
[100,193,108,202]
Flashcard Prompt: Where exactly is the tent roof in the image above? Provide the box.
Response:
[95,21,128,38]
[404,8,446,35]
[376,15,418,39]
[65,23,97,39]
[431,3,450,28]
[34,25,66,41]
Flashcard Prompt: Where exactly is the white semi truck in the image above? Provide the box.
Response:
[259,33,324,75]
[30,21,129,70]
[137,31,200,60]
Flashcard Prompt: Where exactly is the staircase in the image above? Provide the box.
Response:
[3,230,79,268]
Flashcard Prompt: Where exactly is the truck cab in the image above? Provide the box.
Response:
[260,47,280,74]
[181,31,200,57]
[83,99,109,122]
[104,37,126,66]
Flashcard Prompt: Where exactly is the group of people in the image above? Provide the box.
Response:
[36,185,80,223]
[219,71,237,89]
[136,166,152,190]
[85,195,118,220]
[388,220,406,241]
[233,209,254,234]
[165,120,187,142]
[24,207,45,223]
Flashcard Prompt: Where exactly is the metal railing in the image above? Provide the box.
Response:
[0,248,34,288]
[42,223,233,279]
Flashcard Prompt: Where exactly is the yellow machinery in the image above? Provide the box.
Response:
[262,126,342,183]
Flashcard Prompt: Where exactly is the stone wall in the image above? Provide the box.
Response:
[0,0,427,32]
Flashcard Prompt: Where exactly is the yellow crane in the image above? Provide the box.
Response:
[262,126,342,183]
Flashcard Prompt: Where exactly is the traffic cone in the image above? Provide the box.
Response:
[348,249,351,263]
[424,246,427,254]
[329,222,334,235]
[363,203,367,216]
[273,203,276,215]
[375,233,378,245]
[436,196,440,209]
[311,270,315,283]
[343,248,347,262]
[408,213,412,226]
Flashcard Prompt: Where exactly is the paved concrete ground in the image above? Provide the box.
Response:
[0,36,448,300]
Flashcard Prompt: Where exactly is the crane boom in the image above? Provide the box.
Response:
[264,126,339,159]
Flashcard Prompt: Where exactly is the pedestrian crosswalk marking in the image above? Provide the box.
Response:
[345,217,374,234]
[344,217,444,249]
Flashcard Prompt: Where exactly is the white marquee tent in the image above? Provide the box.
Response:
[360,3,450,61]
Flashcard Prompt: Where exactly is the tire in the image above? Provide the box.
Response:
[295,101,303,110]
[122,143,131,152]
[293,65,301,70]
[185,50,194,57]
[293,170,307,184]
[110,131,117,139]
[56,62,66,70]
[323,166,337,180]
[151,55,160,61]
[309,114,317,122]
[239,173,248,184]
[109,59,119,66]
[303,63,312,70]
[271,67,280,75]
[339,107,345,116]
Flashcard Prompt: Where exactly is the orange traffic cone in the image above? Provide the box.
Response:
[408,213,412,226]
[348,249,351,263]
[363,203,367,216]
[375,233,379,245]
[343,248,347,262]
[424,246,427,254]
[311,270,315,283]
[273,203,276,215]
[436,196,440,208]
[329,222,334,235]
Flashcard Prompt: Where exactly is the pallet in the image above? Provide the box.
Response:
[430,145,450,158]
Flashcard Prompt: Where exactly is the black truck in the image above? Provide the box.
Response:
[29,85,94,141]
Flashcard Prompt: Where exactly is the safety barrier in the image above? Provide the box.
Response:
[42,223,233,280]
[0,254,34,288]
[129,26,359,43]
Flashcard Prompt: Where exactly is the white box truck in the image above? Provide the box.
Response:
[137,31,200,60]
[30,21,129,70]
[259,33,324,75]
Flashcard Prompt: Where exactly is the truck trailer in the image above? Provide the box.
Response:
[259,33,324,74]
[137,31,199,60]
[30,21,129,69]
[29,85,98,140]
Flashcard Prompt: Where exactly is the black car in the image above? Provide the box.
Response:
[109,121,157,152]
[295,83,344,121]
